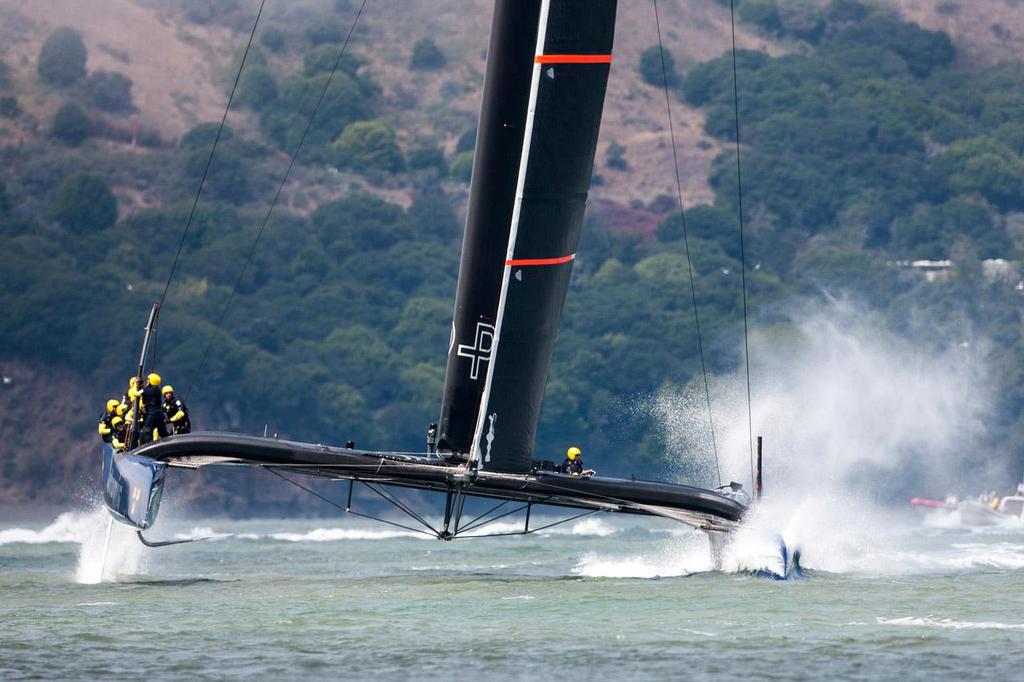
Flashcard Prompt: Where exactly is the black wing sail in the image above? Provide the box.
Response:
[472,0,618,472]
[436,0,543,456]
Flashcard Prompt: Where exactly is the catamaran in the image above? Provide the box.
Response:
[102,0,793,575]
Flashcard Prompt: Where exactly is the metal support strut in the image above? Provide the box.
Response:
[266,468,605,541]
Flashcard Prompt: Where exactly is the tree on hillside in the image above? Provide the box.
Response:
[302,44,363,78]
[260,26,286,53]
[410,39,446,70]
[332,120,404,173]
[184,147,251,204]
[181,122,234,149]
[449,150,474,182]
[236,67,277,111]
[407,145,447,174]
[639,45,676,87]
[305,18,345,46]
[51,102,91,146]
[0,96,22,119]
[261,72,372,153]
[85,70,133,112]
[0,179,10,216]
[52,173,117,232]
[37,27,87,86]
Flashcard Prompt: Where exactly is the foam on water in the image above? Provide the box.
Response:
[876,616,1024,631]
[0,507,147,583]
[267,528,427,542]
[573,530,711,578]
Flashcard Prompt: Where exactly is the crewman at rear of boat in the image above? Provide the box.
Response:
[110,416,127,452]
[562,446,584,475]
[162,385,191,435]
[138,372,168,444]
[97,399,119,444]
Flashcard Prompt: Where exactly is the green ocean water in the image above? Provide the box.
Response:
[2,506,1023,681]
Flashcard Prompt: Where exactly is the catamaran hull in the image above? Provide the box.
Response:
[103,432,745,532]
[101,444,167,530]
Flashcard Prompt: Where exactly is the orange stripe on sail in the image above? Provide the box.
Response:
[534,54,613,64]
[506,254,576,266]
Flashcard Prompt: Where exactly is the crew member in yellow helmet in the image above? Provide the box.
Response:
[562,446,584,476]
[110,416,127,452]
[97,399,119,444]
[138,372,168,444]
[162,385,191,435]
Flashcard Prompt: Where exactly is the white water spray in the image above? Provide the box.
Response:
[586,302,1004,577]
[0,507,150,583]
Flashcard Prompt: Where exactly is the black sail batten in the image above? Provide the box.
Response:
[471,0,618,473]
[436,0,543,456]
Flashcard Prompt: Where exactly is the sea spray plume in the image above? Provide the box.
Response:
[649,301,996,574]
[657,301,991,499]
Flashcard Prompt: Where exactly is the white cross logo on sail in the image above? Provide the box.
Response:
[457,322,495,381]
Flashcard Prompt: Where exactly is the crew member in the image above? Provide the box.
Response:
[138,372,168,444]
[110,416,128,452]
[122,376,141,409]
[562,446,584,476]
[97,399,119,444]
[162,385,191,435]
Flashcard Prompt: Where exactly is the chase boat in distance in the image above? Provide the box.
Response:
[104,0,783,574]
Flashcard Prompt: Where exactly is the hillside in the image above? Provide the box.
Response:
[3,0,1024,509]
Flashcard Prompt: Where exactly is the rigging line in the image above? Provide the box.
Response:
[185,0,368,400]
[728,0,756,486]
[360,480,440,536]
[454,509,604,539]
[652,0,721,487]
[158,0,266,311]
[265,468,436,538]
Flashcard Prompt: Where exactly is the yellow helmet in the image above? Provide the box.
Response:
[162,385,174,395]
[147,372,161,386]
[111,416,124,428]
[567,446,581,460]
[116,403,127,416]
[106,399,120,412]
[129,376,138,388]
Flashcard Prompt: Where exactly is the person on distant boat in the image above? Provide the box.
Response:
[138,372,168,444]
[97,399,119,444]
[110,416,128,452]
[162,385,191,435]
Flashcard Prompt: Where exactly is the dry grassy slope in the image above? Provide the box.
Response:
[0,0,234,138]
[888,0,1024,67]
[356,0,787,207]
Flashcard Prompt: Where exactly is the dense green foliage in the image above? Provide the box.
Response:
[332,120,404,172]
[410,38,446,70]
[638,45,676,87]
[3,1,1024,494]
[51,103,91,147]
[85,71,133,113]
[51,173,117,232]
[37,27,87,86]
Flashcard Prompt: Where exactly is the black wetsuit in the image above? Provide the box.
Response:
[561,457,583,476]
[98,411,115,444]
[139,384,167,443]
[163,396,191,435]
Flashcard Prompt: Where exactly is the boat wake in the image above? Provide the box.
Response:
[0,507,148,584]
[875,616,1024,631]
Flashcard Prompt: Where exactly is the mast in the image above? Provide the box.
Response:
[470,0,617,472]
[436,0,543,456]
[129,303,161,447]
